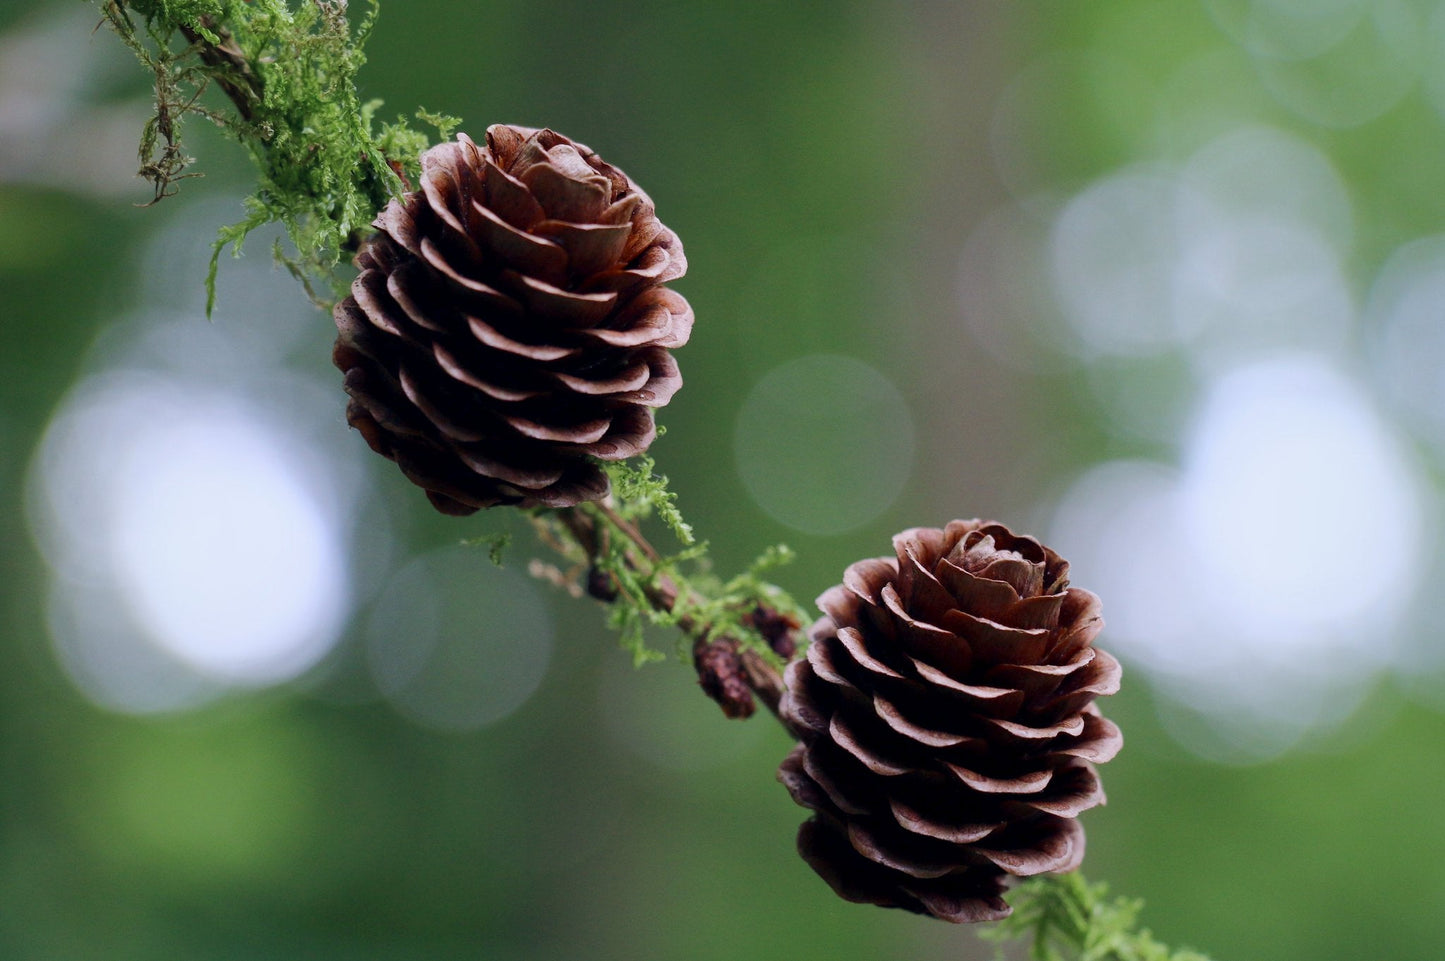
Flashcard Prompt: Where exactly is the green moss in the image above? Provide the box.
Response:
[986,874,1214,961]
[567,462,809,668]
[97,0,443,312]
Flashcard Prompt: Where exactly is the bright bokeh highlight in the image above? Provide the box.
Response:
[1050,355,1424,759]
[30,374,353,710]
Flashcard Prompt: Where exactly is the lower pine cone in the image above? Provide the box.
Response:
[776,519,1123,922]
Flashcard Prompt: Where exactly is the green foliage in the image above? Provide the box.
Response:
[985,874,1212,961]
[604,591,670,668]
[557,461,810,669]
[518,458,809,669]
[604,455,695,548]
[413,108,462,144]
[125,0,227,22]
[669,542,806,668]
[96,0,441,312]
[461,532,512,567]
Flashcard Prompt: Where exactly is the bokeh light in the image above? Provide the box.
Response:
[1367,234,1445,461]
[1050,167,1185,357]
[25,205,372,714]
[1181,356,1422,642]
[1050,354,1424,760]
[30,373,355,710]
[1250,1,1422,128]
[1202,0,1423,128]
[106,394,346,682]
[1201,0,1370,62]
[365,545,553,732]
[1050,126,1352,366]
[733,354,914,536]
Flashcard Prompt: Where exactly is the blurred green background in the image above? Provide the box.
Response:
[5,1,1445,958]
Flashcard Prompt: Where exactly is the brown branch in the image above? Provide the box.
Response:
[740,648,786,717]
[179,16,262,123]
[595,501,661,565]
[554,505,797,721]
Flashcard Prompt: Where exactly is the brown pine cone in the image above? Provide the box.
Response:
[777,520,1122,923]
[333,125,693,514]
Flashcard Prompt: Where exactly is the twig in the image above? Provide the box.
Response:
[178,17,261,122]
[595,500,662,565]
[552,505,795,721]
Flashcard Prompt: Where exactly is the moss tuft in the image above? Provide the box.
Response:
[98,0,441,312]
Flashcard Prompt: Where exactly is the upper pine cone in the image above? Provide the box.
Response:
[333,125,693,514]
[778,520,1122,923]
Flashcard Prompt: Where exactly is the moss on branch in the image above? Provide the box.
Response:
[97,0,455,310]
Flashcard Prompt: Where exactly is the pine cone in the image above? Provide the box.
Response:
[777,520,1122,923]
[333,125,693,514]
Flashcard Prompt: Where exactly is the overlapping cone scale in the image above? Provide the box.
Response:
[333,124,693,514]
[777,519,1123,923]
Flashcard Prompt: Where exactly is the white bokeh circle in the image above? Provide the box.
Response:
[1049,354,1424,760]
[30,373,355,710]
